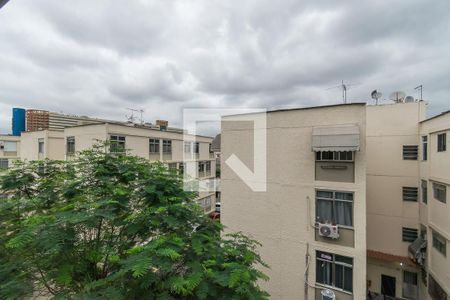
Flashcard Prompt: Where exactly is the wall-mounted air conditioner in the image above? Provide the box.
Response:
[318,223,339,239]
[321,289,336,300]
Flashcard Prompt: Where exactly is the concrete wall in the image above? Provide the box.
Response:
[20,130,64,161]
[221,103,367,300]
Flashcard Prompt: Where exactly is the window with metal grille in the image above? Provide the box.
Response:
[315,151,353,161]
[433,182,447,203]
[432,230,447,257]
[403,271,418,300]
[149,138,160,153]
[403,145,418,160]
[184,141,191,154]
[422,136,428,160]
[110,135,125,153]
[403,187,418,202]
[437,133,446,152]
[0,158,8,170]
[194,142,200,154]
[162,140,172,153]
[66,136,75,155]
[421,180,428,204]
[428,275,447,300]
[402,227,418,242]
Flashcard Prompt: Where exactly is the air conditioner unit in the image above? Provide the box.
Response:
[321,289,336,300]
[318,223,339,239]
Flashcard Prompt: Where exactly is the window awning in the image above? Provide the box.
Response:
[312,125,360,152]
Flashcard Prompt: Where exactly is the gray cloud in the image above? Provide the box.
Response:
[0,0,449,134]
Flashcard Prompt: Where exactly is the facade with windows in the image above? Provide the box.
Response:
[63,122,216,213]
[0,135,20,171]
[19,130,65,161]
[221,103,367,299]
[222,101,450,299]
[419,110,450,300]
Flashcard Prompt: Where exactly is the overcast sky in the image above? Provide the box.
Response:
[1,0,449,134]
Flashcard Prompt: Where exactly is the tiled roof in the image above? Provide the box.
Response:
[367,250,415,267]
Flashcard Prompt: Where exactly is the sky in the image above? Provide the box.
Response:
[1,0,449,135]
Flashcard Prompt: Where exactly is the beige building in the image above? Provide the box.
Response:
[222,103,367,300]
[221,101,449,299]
[0,135,20,171]
[419,110,450,300]
[20,130,65,161]
[63,122,216,212]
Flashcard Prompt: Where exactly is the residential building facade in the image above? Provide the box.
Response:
[221,103,367,299]
[222,101,450,299]
[0,135,20,171]
[63,122,216,213]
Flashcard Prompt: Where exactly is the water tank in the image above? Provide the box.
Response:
[12,107,26,136]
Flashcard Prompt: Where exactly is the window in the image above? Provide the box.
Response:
[206,161,211,176]
[209,143,213,153]
[198,161,205,174]
[168,163,177,170]
[4,141,17,152]
[149,138,160,153]
[422,136,428,160]
[199,196,212,212]
[421,180,428,204]
[403,145,418,160]
[316,251,353,293]
[433,182,447,203]
[38,138,44,154]
[184,141,192,154]
[437,133,447,152]
[66,136,75,155]
[403,187,418,202]
[110,135,125,153]
[194,142,200,154]
[315,151,353,161]
[0,158,8,170]
[402,227,418,242]
[162,140,172,153]
[316,190,353,227]
[432,230,447,256]
[428,275,448,300]
[178,162,185,175]
[403,271,418,300]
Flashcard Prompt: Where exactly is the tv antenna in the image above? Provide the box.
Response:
[371,90,382,105]
[126,108,144,124]
[414,85,423,100]
[389,91,406,103]
[326,80,360,103]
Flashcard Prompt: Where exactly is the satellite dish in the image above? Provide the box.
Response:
[405,96,415,103]
[389,91,406,103]
[371,90,382,104]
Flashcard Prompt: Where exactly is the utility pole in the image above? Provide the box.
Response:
[414,85,423,100]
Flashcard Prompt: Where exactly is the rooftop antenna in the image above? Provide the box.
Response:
[326,80,360,103]
[126,108,144,124]
[414,85,423,100]
[371,90,382,105]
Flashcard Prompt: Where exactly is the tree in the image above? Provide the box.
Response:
[0,145,269,299]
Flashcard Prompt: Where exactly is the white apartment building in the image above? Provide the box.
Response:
[221,101,449,300]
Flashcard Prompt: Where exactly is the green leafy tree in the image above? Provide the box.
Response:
[0,146,268,299]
